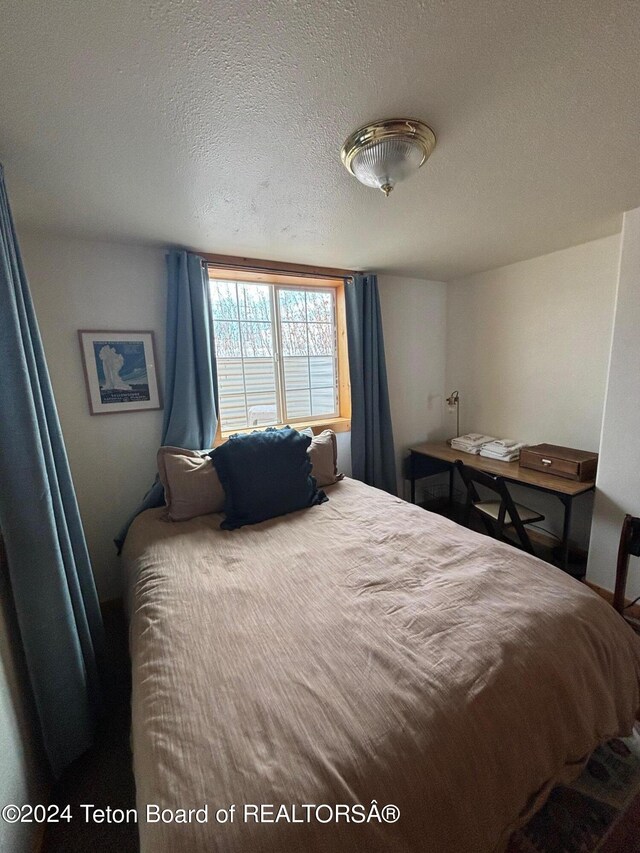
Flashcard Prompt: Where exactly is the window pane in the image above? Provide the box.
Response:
[283,357,310,390]
[243,358,276,394]
[278,289,306,322]
[241,322,273,357]
[217,358,245,396]
[210,277,344,432]
[216,358,279,431]
[238,283,270,321]
[281,322,309,356]
[219,393,247,431]
[210,281,238,320]
[285,388,311,419]
[308,323,333,356]
[311,387,336,416]
[309,356,334,388]
[213,321,242,358]
[246,393,279,427]
[306,291,333,322]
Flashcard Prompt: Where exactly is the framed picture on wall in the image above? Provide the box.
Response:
[78,330,162,415]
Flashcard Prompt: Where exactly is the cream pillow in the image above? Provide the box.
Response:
[157,446,225,521]
[307,429,343,487]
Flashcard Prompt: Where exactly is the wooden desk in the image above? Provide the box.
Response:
[407,441,596,574]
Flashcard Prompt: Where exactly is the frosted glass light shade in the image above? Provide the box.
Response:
[351,138,425,193]
[341,119,436,196]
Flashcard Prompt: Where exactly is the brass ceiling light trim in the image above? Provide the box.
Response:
[341,118,436,196]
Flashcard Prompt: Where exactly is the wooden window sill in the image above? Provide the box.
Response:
[215,417,351,446]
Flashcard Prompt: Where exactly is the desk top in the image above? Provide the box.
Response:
[410,441,595,497]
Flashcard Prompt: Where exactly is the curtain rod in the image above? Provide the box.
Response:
[200,252,358,280]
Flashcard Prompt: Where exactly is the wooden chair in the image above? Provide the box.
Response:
[613,514,640,616]
[455,461,545,555]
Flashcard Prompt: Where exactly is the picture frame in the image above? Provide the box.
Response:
[78,330,162,415]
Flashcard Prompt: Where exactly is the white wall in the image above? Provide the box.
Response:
[378,275,448,498]
[0,569,47,853]
[588,208,640,598]
[20,229,167,601]
[445,235,620,547]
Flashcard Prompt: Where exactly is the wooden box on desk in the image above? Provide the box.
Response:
[519,444,598,482]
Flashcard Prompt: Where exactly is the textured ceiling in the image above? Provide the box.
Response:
[1,0,639,280]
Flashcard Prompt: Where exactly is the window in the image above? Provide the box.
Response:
[208,270,350,436]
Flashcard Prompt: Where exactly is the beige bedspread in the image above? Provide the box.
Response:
[123,478,640,853]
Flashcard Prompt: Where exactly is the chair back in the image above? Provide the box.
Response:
[454,460,535,553]
[613,514,640,615]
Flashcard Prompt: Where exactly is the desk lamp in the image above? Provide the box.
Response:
[446,390,460,438]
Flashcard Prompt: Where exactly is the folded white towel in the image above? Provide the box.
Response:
[451,440,493,452]
[480,454,520,463]
[479,448,521,462]
[488,439,519,449]
[450,445,481,455]
[451,434,496,449]
[481,441,525,456]
[458,433,487,443]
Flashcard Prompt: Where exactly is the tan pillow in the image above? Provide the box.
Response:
[308,430,343,487]
[157,446,225,521]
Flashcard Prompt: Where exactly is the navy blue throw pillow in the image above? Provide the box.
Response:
[209,427,327,530]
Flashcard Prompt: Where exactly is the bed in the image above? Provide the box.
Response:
[123,477,640,853]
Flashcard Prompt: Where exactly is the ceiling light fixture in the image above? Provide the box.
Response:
[340,118,436,196]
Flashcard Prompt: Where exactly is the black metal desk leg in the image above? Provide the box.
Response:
[410,476,416,504]
[449,465,454,506]
[560,495,573,571]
